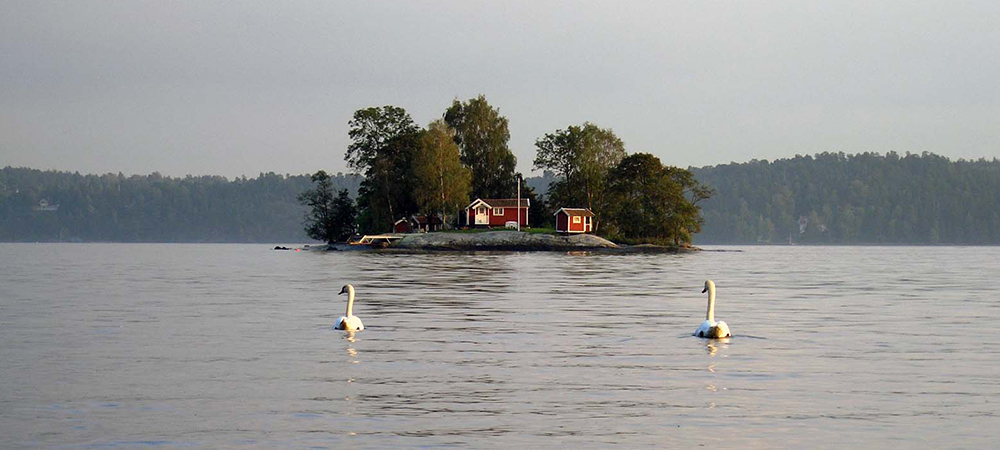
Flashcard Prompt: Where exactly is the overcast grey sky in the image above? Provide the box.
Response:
[2,1,998,178]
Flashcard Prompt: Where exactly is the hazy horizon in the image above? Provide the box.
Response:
[3,1,999,179]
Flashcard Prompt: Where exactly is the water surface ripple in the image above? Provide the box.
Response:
[1,244,997,448]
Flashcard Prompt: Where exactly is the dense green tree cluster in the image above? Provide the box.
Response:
[533,123,710,245]
[692,152,1000,244]
[341,96,519,234]
[444,95,518,200]
[534,123,627,231]
[604,154,712,245]
[346,106,423,233]
[298,171,357,243]
[0,167,360,242]
[412,120,472,226]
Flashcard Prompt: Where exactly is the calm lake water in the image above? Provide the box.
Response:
[1,244,997,449]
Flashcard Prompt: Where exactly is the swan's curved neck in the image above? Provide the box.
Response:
[345,287,355,317]
[705,285,716,322]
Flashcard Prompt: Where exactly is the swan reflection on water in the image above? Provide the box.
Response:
[343,331,360,363]
[705,339,730,357]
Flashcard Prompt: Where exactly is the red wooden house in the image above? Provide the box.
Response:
[554,208,594,234]
[463,198,530,228]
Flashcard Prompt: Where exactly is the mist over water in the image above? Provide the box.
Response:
[1,244,997,448]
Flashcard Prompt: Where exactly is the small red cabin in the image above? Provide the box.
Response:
[554,208,594,234]
[393,218,412,233]
[464,198,529,228]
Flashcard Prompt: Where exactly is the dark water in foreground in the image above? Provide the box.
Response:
[1,244,997,449]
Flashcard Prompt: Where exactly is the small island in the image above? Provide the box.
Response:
[298,98,712,250]
[294,229,698,253]
[395,230,618,251]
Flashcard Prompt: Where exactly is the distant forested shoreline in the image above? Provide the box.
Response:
[0,168,360,242]
[693,152,1000,245]
[3,151,999,244]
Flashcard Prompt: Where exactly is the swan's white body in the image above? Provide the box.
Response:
[335,284,364,331]
[694,280,731,338]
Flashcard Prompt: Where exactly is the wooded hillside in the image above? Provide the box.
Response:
[692,152,1000,244]
[0,167,360,242]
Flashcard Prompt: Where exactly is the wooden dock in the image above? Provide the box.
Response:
[350,234,405,247]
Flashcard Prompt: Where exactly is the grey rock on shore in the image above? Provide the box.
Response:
[395,231,619,251]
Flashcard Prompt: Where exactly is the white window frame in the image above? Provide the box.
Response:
[572,216,582,224]
[493,207,504,215]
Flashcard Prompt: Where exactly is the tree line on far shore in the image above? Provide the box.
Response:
[692,152,1000,245]
[299,95,710,245]
[10,102,997,245]
[0,167,359,242]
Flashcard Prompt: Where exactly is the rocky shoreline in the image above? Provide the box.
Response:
[394,230,619,251]
[299,231,697,253]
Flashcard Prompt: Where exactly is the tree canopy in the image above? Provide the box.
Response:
[298,170,357,243]
[346,106,421,233]
[603,153,709,245]
[412,120,471,225]
[443,95,517,199]
[533,122,626,230]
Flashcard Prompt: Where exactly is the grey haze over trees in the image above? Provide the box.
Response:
[0,167,360,242]
[534,122,627,231]
[298,170,357,244]
[692,152,1000,245]
[443,96,518,200]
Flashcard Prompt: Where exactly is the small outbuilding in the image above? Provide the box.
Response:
[393,218,413,234]
[410,215,443,233]
[554,207,594,234]
[394,215,444,233]
[463,198,530,228]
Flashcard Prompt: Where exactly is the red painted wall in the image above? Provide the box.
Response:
[556,212,568,231]
[556,211,589,233]
[466,204,528,227]
[489,207,527,226]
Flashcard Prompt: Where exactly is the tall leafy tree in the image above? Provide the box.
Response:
[533,122,626,230]
[443,95,517,199]
[298,171,357,243]
[412,120,472,226]
[346,106,421,232]
[604,153,710,246]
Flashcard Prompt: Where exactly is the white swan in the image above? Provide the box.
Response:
[694,280,731,338]
[335,284,365,331]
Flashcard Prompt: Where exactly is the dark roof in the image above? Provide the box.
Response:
[476,198,529,208]
[411,215,443,225]
[554,207,595,217]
